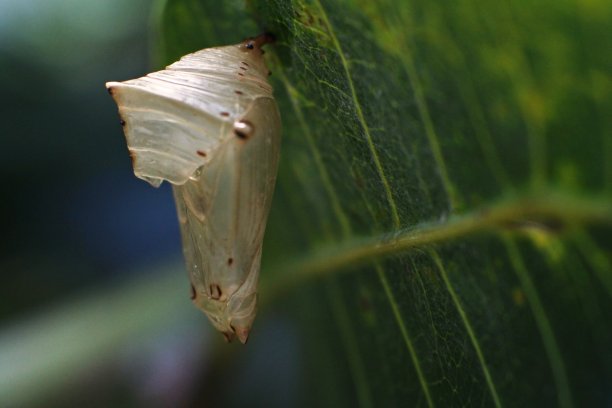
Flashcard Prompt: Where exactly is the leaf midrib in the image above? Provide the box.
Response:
[263,190,612,300]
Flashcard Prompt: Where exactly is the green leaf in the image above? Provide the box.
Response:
[160,0,612,406]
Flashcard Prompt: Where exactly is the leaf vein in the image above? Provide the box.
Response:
[503,237,573,408]
[313,0,401,228]
[275,52,432,405]
[430,251,503,408]
[377,265,434,407]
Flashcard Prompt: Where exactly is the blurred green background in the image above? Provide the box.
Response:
[0,1,249,406]
[0,0,175,316]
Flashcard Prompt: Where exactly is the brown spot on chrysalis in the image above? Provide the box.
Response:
[196,150,207,157]
[234,120,254,140]
[220,112,230,117]
[238,72,244,77]
[120,119,126,127]
[234,90,243,95]
[210,284,222,300]
[190,284,196,300]
[128,150,137,166]
[227,257,234,266]
[107,87,114,95]
[239,66,247,71]
[241,61,249,67]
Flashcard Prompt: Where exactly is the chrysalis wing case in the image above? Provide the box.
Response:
[106,34,281,344]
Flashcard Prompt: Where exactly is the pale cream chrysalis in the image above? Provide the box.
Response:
[105,34,281,343]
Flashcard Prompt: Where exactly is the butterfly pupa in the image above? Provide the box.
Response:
[105,34,281,344]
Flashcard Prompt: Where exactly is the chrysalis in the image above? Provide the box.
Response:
[105,34,281,343]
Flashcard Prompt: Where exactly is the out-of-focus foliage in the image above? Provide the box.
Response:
[0,0,179,318]
[0,1,204,406]
[0,0,180,318]
[161,0,611,406]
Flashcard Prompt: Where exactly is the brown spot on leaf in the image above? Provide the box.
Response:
[227,258,233,266]
[220,112,230,117]
[359,294,372,312]
[234,90,244,95]
[238,72,244,77]
[196,150,207,157]
[512,287,525,306]
[120,119,126,127]
[239,66,247,71]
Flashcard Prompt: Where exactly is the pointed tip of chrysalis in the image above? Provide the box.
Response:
[236,328,250,344]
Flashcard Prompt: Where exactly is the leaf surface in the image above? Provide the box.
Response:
[160,0,612,406]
